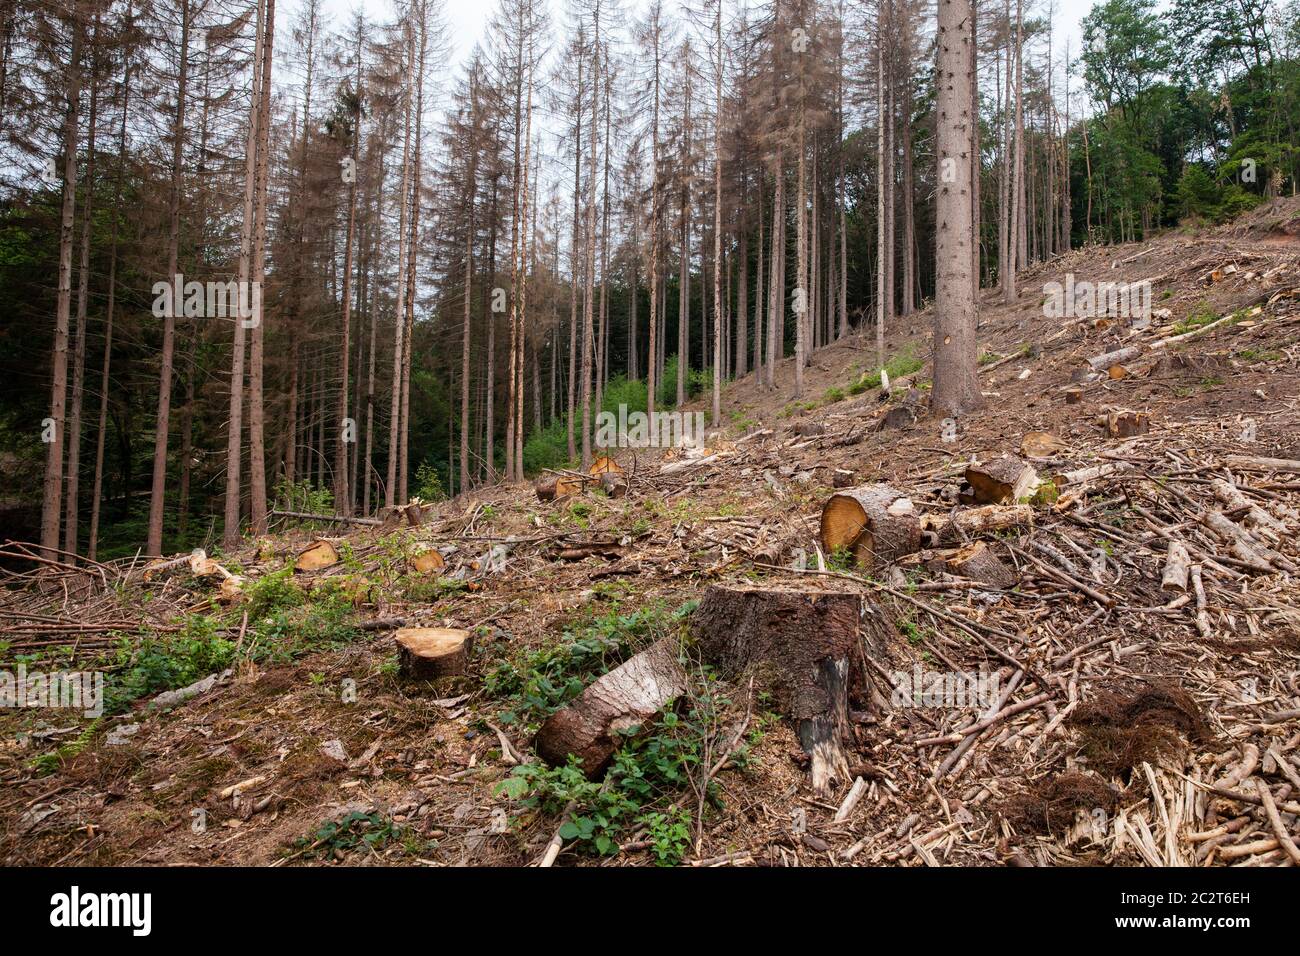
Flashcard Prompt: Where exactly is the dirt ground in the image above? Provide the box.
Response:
[3,198,1299,867]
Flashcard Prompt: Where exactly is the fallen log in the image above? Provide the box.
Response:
[964,455,1038,504]
[535,637,688,777]
[1224,455,1300,475]
[395,627,474,680]
[1160,541,1191,592]
[1087,345,1140,371]
[599,471,628,498]
[268,509,383,526]
[1210,479,1285,533]
[535,474,585,501]
[819,484,921,570]
[925,504,1034,545]
[691,585,892,797]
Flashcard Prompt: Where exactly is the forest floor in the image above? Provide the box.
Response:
[3,199,1300,867]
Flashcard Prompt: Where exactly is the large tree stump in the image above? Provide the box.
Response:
[395,628,474,680]
[819,484,921,570]
[535,637,688,777]
[691,585,892,796]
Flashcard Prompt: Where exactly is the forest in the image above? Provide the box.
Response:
[1,0,1296,560]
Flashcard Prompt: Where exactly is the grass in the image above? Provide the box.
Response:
[848,342,924,394]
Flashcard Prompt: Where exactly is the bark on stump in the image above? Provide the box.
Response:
[395,627,473,680]
[535,637,688,778]
[929,541,1017,588]
[965,455,1038,504]
[819,484,921,570]
[692,585,892,796]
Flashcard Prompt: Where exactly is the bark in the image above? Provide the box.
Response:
[396,628,474,680]
[932,0,982,418]
[535,636,688,777]
[820,483,922,570]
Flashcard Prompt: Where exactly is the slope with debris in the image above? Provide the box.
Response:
[3,199,1299,867]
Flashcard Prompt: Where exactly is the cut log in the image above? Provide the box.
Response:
[1054,461,1130,488]
[924,503,1034,545]
[819,484,922,570]
[295,539,339,572]
[589,455,623,476]
[659,453,722,475]
[933,541,1016,588]
[218,575,246,604]
[794,421,827,437]
[1210,479,1285,533]
[1224,455,1300,475]
[1201,511,1278,573]
[1160,541,1191,592]
[1087,345,1140,371]
[691,585,892,796]
[1104,410,1150,438]
[964,456,1038,504]
[395,627,474,680]
[535,637,688,777]
[535,474,585,501]
[409,549,445,575]
[1107,364,1128,380]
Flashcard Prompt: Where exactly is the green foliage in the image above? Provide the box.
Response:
[291,811,404,860]
[105,616,236,713]
[849,344,924,393]
[243,568,304,619]
[413,460,449,502]
[484,603,685,730]
[656,356,712,407]
[496,710,702,864]
[273,478,334,517]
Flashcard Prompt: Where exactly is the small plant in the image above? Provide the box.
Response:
[290,811,403,860]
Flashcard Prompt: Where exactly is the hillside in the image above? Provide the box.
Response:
[3,200,1299,868]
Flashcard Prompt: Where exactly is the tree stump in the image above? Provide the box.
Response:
[692,585,893,796]
[819,483,921,570]
[599,472,628,498]
[295,540,339,572]
[395,627,473,680]
[929,541,1016,588]
[535,637,688,777]
[1105,409,1150,438]
[964,455,1038,504]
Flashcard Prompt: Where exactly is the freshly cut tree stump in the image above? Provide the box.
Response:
[589,455,623,476]
[964,455,1038,504]
[1063,388,1083,405]
[535,474,585,501]
[295,539,339,572]
[409,549,445,574]
[535,637,688,777]
[832,468,855,488]
[1019,432,1068,460]
[1105,409,1150,438]
[819,484,921,570]
[931,541,1016,588]
[395,627,474,680]
[692,585,892,796]
[879,404,917,430]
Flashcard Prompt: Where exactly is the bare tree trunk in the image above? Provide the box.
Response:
[711,3,723,426]
[40,8,83,559]
[247,0,277,536]
[90,17,132,561]
[224,0,266,550]
[334,33,361,516]
[387,23,414,507]
[64,13,100,557]
[933,0,982,418]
